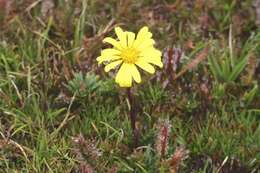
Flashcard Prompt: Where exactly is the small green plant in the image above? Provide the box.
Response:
[208,31,260,83]
[242,83,258,107]
[67,72,102,98]
[139,83,168,106]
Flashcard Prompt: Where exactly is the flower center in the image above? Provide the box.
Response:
[121,48,139,63]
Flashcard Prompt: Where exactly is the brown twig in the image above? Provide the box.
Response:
[174,46,209,80]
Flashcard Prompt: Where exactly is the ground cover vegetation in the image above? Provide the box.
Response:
[0,0,259,172]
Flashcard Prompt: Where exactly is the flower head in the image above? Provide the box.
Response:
[97,26,163,87]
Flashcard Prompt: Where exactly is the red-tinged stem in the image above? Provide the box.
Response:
[127,88,138,148]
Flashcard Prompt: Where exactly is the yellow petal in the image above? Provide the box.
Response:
[97,55,121,64]
[139,48,163,68]
[136,26,152,40]
[103,37,122,50]
[129,64,141,83]
[97,48,122,64]
[133,26,153,48]
[115,27,127,47]
[104,60,122,72]
[135,39,155,50]
[135,60,155,74]
[101,48,121,56]
[140,48,161,57]
[139,57,163,68]
[126,32,135,47]
[115,63,132,87]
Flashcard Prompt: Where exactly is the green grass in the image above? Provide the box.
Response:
[0,0,259,172]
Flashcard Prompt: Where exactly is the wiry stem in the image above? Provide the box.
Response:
[127,88,138,148]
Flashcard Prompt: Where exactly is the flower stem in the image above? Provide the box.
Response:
[127,88,138,147]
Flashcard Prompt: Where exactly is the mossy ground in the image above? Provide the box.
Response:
[0,0,259,172]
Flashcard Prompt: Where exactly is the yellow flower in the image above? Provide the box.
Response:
[97,26,163,87]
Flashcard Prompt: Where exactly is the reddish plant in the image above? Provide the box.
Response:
[155,120,171,158]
